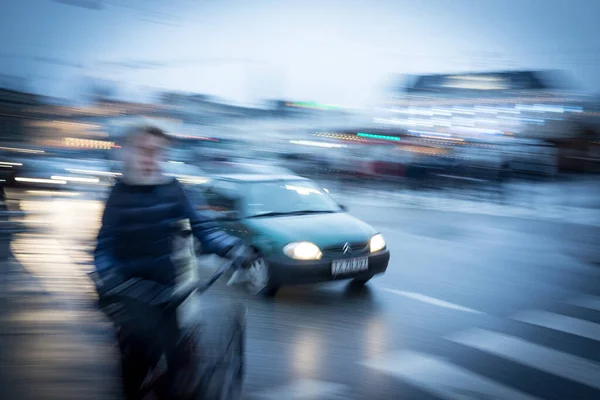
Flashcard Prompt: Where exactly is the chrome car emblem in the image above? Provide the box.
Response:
[343,242,352,255]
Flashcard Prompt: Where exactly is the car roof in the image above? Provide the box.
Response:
[213,174,311,183]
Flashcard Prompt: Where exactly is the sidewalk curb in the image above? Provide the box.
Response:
[343,195,600,227]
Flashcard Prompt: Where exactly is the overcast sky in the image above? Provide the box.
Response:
[1,0,599,107]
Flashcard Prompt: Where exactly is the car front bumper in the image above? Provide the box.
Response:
[267,249,390,286]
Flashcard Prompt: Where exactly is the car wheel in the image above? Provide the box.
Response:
[350,276,373,286]
[246,258,278,297]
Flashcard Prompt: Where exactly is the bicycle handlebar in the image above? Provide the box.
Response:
[90,258,243,314]
[163,259,234,312]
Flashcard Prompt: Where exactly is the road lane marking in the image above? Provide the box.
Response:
[381,288,484,314]
[568,295,600,311]
[511,310,600,341]
[360,350,540,400]
[448,328,600,390]
[249,379,349,400]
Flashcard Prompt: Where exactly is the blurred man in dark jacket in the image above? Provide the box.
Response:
[93,125,251,399]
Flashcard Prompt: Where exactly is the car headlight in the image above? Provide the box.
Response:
[283,242,322,260]
[369,233,386,253]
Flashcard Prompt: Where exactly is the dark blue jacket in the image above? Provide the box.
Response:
[94,178,241,286]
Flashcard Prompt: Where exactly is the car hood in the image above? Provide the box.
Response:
[244,212,377,249]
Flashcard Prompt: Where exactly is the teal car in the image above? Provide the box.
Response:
[197,174,390,296]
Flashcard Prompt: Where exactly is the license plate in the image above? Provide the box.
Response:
[332,257,368,275]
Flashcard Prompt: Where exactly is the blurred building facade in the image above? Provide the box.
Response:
[380,70,587,138]
[374,70,600,172]
[0,88,42,142]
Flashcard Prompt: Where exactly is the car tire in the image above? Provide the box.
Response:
[259,286,279,298]
[245,257,279,298]
[350,276,373,286]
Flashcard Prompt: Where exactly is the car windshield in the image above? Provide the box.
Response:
[244,180,340,217]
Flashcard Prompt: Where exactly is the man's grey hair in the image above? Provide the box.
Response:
[124,125,172,146]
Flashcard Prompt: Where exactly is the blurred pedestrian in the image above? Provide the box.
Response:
[91,125,253,399]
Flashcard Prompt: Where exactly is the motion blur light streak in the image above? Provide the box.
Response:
[8,309,84,323]
[51,176,100,184]
[357,133,401,142]
[0,146,44,154]
[66,169,122,177]
[170,133,219,141]
[313,132,370,143]
[163,174,210,184]
[26,190,81,197]
[64,137,116,149]
[16,177,67,184]
[289,140,347,148]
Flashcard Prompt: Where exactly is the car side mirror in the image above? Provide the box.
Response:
[339,204,348,212]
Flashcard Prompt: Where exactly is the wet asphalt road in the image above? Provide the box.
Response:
[3,193,600,400]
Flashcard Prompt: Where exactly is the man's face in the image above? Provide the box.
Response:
[131,132,168,177]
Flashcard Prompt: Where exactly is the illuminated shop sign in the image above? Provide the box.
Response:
[441,75,511,90]
[409,71,549,92]
[63,137,119,149]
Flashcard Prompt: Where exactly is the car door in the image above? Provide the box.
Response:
[201,183,249,240]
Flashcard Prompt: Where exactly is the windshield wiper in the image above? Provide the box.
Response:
[248,211,292,218]
[249,210,335,218]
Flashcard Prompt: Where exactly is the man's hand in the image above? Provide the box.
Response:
[226,243,255,286]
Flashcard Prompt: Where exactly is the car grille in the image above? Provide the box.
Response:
[322,241,369,258]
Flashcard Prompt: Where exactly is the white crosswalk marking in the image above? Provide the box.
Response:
[512,310,600,341]
[448,328,600,390]
[568,295,600,311]
[361,350,541,400]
